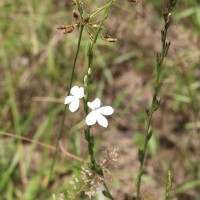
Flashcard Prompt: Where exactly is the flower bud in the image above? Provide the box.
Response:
[84,75,89,84]
[88,68,92,76]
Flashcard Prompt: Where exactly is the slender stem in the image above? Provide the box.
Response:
[77,0,83,20]
[90,1,113,21]
[84,0,115,164]
[69,25,84,92]
[83,1,116,199]
[84,127,96,168]
[48,25,84,185]
[136,1,177,199]
[103,183,114,200]
[164,170,172,200]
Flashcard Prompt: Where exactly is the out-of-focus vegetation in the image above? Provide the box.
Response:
[0,0,200,199]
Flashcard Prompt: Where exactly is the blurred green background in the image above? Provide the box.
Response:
[0,0,200,199]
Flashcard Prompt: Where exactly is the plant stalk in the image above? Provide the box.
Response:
[164,170,172,200]
[136,1,177,199]
[48,24,84,185]
[83,0,116,199]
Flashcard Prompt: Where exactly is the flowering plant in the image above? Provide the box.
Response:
[65,91,114,128]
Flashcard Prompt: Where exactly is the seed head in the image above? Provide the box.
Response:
[101,34,118,43]
[82,15,90,25]
[73,10,79,19]
[88,32,94,41]
[57,24,75,34]
[63,25,75,34]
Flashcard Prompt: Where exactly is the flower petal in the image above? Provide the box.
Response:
[98,106,114,116]
[87,98,101,110]
[69,98,79,112]
[86,111,97,126]
[64,96,75,104]
[77,87,84,98]
[96,112,108,128]
[70,86,79,96]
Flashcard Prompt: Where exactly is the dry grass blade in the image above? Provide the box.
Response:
[0,131,83,162]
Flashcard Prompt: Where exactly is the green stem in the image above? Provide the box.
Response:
[84,0,115,166]
[48,24,84,185]
[69,25,84,91]
[77,0,83,20]
[164,170,172,200]
[84,127,96,168]
[83,1,116,199]
[103,183,114,200]
[136,1,177,199]
[90,1,114,21]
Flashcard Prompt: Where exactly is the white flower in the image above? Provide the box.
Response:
[86,98,114,128]
[64,86,84,112]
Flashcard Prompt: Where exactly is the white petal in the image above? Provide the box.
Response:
[70,86,79,95]
[69,98,79,112]
[96,113,108,128]
[77,87,84,98]
[86,111,97,126]
[87,98,101,110]
[64,96,75,104]
[98,106,114,116]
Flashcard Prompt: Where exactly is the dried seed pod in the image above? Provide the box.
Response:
[88,32,94,41]
[63,25,75,33]
[57,24,70,30]
[101,34,118,43]
[106,38,118,43]
[82,15,90,25]
[76,21,81,28]
[73,10,79,19]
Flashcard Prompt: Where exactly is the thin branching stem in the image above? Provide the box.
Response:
[136,1,177,199]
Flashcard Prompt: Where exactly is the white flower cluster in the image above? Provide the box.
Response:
[64,86,114,128]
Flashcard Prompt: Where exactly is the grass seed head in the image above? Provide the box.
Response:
[101,34,118,43]
[82,15,90,25]
[73,10,79,19]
